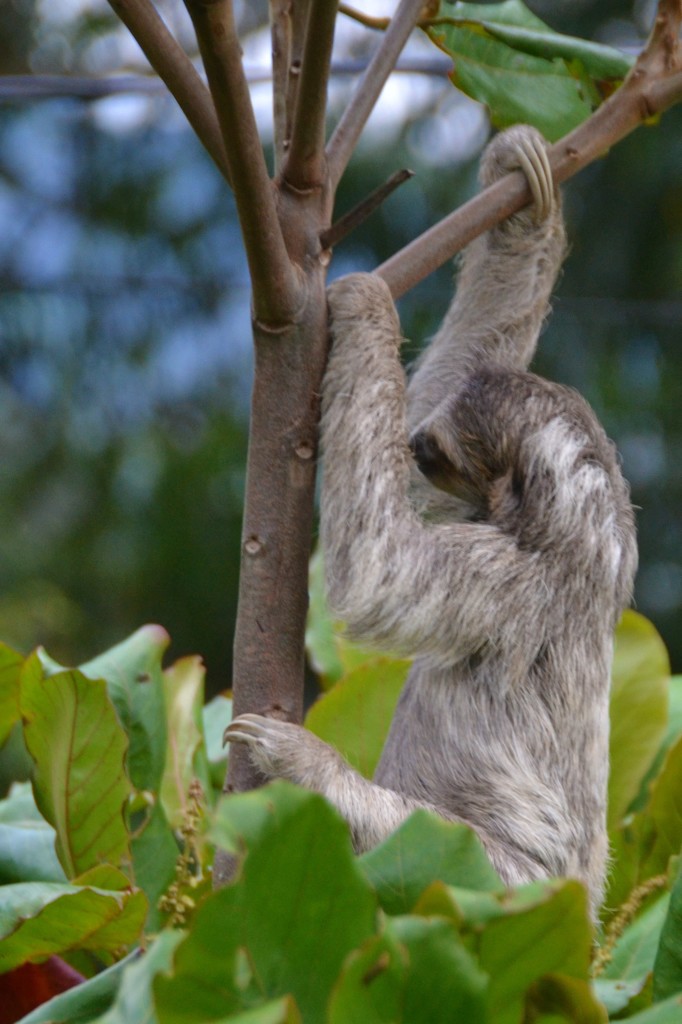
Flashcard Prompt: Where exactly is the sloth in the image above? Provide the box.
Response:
[225,125,637,915]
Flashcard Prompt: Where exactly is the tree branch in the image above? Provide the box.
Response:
[326,0,425,190]
[106,0,231,183]
[319,168,414,249]
[270,0,292,172]
[284,0,339,190]
[184,0,301,324]
[377,0,682,298]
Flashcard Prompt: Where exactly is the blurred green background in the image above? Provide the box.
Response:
[0,0,680,694]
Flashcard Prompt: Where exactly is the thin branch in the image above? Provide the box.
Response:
[320,168,414,249]
[106,0,230,184]
[184,0,301,324]
[284,0,339,190]
[326,0,426,190]
[270,0,292,172]
[338,1,389,31]
[377,0,682,298]
[282,1,311,161]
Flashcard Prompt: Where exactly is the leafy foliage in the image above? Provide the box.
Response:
[424,1,633,140]
[0,603,678,1022]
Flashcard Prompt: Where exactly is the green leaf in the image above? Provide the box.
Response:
[161,656,208,828]
[130,802,179,931]
[525,975,607,1024]
[634,674,682,811]
[0,821,65,884]
[623,994,682,1023]
[653,861,682,1001]
[0,781,42,824]
[327,932,407,1023]
[609,611,669,830]
[0,781,65,884]
[0,643,23,748]
[387,916,488,1023]
[20,659,131,879]
[305,548,345,684]
[305,658,409,778]
[603,893,670,982]
[641,738,682,878]
[359,811,503,916]
[159,783,376,1023]
[202,694,232,773]
[199,1000,302,1024]
[305,549,382,686]
[474,20,632,80]
[0,882,147,973]
[328,921,490,1024]
[425,1,599,140]
[589,975,649,1016]
[478,880,593,1024]
[93,929,184,1024]
[81,625,170,794]
[16,952,135,1024]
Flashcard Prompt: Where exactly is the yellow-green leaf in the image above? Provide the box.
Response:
[609,611,669,831]
[20,657,131,879]
[0,882,146,973]
[0,643,23,748]
[305,658,409,778]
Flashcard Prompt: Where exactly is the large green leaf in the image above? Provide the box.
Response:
[20,658,131,879]
[158,783,377,1023]
[653,860,682,1001]
[424,1,628,140]
[609,611,669,831]
[0,643,23,748]
[17,953,135,1024]
[641,738,682,879]
[81,625,170,794]
[0,782,65,884]
[200,1001,302,1024]
[477,880,594,1024]
[603,893,670,982]
[305,658,409,778]
[0,822,65,884]
[0,882,146,973]
[593,976,650,1017]
[160,656,209,828]
[387,916,487,1023]
[130,802,179,931]
[327,932,407,1023]
[634,674,682,811]
[624,994,682,1022]
[93,929,184,1024]
[359,811,503,916]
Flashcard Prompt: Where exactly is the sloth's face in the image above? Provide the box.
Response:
[409,426,488,509]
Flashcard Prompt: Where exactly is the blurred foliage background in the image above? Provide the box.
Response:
[0,0,680,693]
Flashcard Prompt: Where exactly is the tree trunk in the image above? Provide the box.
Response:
[213,184,332,887]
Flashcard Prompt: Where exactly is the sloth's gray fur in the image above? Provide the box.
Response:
[225,125,637,916]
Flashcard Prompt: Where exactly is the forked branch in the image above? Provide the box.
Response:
[184,0,301,324]
[377,0,682,297]
[106,0,230,182]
